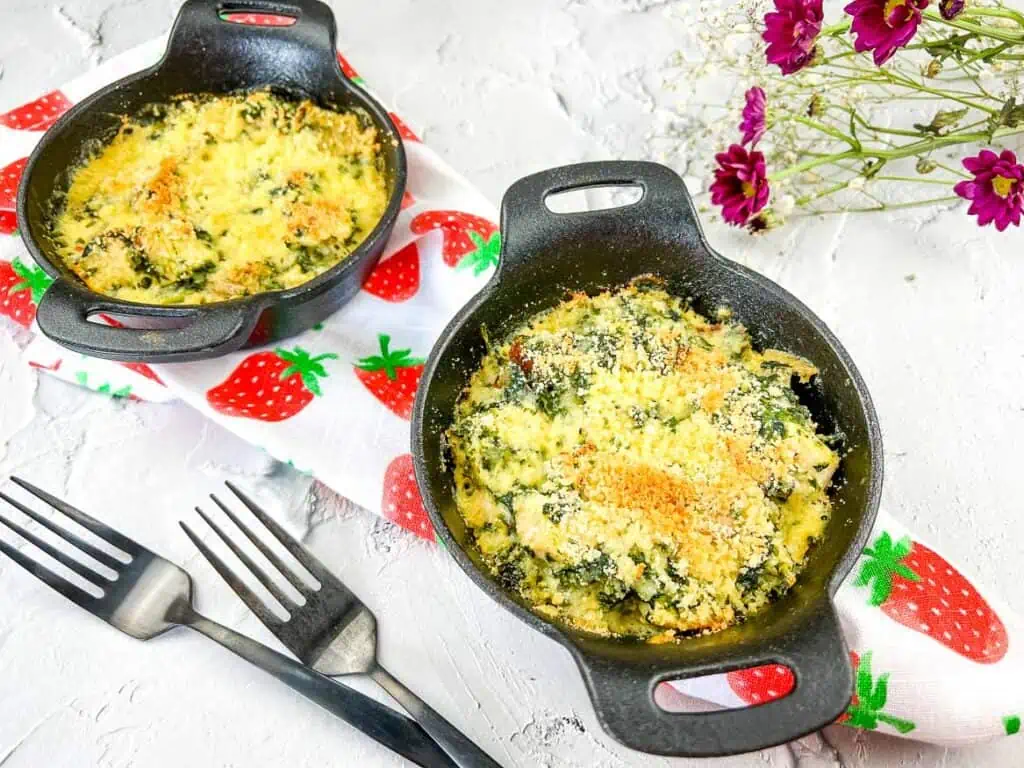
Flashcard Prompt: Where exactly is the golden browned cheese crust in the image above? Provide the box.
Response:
[51,91,388,304]
[448,282,839,640]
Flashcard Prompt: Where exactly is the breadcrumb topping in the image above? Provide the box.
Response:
[52,90,387,305]
[448,281,839,640]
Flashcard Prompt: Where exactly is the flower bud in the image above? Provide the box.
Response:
[916,157,937,174]
[924,59,942,78]
[939,0,965,20]
[807,93,824,117]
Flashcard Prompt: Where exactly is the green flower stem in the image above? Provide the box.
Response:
[871,126,1024,159]
[792,116,861,148]
[769,151,858,182]
[879,70,1000,113]
[821,20,852,37]
[924,10,1024,44]
[960,6,1024,28]
[873,175,961,185]
[834,195,962,213]
[932,160,972,179]
[796,180,855,206]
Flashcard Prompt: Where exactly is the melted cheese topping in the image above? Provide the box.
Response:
[448,281,839,640]
[51,91,388,304]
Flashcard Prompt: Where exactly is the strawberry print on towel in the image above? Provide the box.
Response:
[362,241,420,302]
[383,454,434,540]
[1,257,52,328]
[207,347,338,422]
[354,334,423,420]
[221,12,296,27]
[0,90,72,131]
[727,664,795,706]
[410,210,500,273]
[855,531,1008,663]
[389,113,420,143]
[840,651,916,734]
[1,158,28,235]
[336,52,362,84]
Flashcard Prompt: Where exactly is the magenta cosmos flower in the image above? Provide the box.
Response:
[954,149,1024,231]
[739,87,767,147]
[763,0,824,75]
[711,144,770,226]
[845,0,929,67]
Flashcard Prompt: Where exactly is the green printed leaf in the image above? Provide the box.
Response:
[276,346,338,397]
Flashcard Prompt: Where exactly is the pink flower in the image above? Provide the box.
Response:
[763,0,824,75]
[954,149,1024,231]
[844,0,929,67]
[939,0,964,19]
[739,87,767,147]
[711,144,771,226]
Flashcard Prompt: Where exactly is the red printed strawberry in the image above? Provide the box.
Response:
[221,12,295,26]
[410,210,500,273]
[0,90,73,131]
[362,242,420,302]
[839,650,915,734]
[1,157,28,234]
[336,52,362,84]
[401,190,415,210]
[727,664,794,705]
[28,359,62,372]
[382,454,434,540]
[389,112,420,142]
[354,334,423,420]
[206,347,338,422]
[1,257,53,328]
[835,650,861,724]
[122,362,164,385]
[855,532,1008,663]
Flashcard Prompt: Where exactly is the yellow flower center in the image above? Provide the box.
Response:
[741,180,757,198]
[992,174,1016,198]
[884,0,908,23]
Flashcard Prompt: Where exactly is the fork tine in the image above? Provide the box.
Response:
[0,509,111,587]
[0,491,125,572]
[0,536,97,608]
[224,481,329,583]
[195,505,298,609]
[179,521,284,628]
[209,494,312,596]
[10,478,139,556]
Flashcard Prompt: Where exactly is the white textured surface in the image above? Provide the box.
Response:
[1,1,1022,766]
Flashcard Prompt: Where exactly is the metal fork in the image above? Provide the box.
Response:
[183,482,504,768]
[0,478,457,768]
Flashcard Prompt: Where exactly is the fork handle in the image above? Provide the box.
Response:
[184,613,458,768]
[371,664,505,768]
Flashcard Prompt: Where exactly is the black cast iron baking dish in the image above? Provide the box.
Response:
[17,0,406,363]
[411,161,883,757]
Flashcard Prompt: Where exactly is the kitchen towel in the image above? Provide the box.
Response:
[0,22,1019,747]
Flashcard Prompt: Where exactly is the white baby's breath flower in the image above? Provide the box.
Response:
[776,194,796,217]
[848,176,866,191]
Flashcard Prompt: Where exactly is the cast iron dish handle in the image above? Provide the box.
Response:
[495,160,853,755]
[35,281,262,362]
[497,159,710,280]
[577,599,852,756]
[164,0,341,80]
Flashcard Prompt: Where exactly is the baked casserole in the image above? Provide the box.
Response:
[50,90,388,305]
[448,280,840,641]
